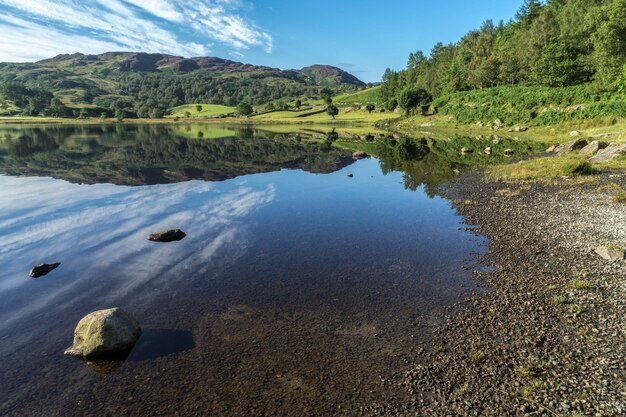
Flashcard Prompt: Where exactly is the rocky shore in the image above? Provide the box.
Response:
[375,170,626,416]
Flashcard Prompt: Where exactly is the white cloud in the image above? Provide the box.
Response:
[0,0,273,61]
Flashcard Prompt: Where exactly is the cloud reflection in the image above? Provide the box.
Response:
[0,176,275,336]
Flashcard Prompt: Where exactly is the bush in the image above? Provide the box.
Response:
[567,161,596,176]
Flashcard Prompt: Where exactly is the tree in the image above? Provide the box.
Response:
[326,104,339,119]
[516,0,543,25]
[149,107,164,119]
[398,88,432,115]
[366,104,375,113]
[196,105,203,112]
[295,99,302,110]
[237,102,253,116]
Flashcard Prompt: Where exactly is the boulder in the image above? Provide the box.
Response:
[64,308,142,358]
[484,147,492,155]
[494,119,504,130]
[461,147,474,154]
[347,173,354,178]
[546,145,557,153]
[352,151,368,160]
[29,262,61,278]
[514,126,528,132]
[555,138,589,155]
[476,121,484,127]
[579,141,609,156]
[595,246,625,263]
[589,143,626,164]
[148,229,186,242]
[492,137,502,145]
[569,131,581,137]
[504,149,514,156]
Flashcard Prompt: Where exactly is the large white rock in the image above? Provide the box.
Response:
[595,246,625,263]
[64,308,142,358]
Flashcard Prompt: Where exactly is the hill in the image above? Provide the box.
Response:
[0,52,365,118]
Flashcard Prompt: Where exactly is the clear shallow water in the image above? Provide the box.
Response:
[0,124,487,416]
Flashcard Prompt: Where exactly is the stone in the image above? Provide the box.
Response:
[594,246,625,263]
[493,137,502,145]
[64,308,142,358]
[589,143,626,164]
[347,173,354,178]
[29,263,60,278]
[352,151,368,159]
[546,145,557,153]
[514,126,528,132]
[148,229,186,242]
[504,149,514,156]
[461,147,474,154]
[494,119,504,130]
[484,147,492,155]
[555,138,589,155]
[476,121,484,127]
[579,141,609,156]
[569,130,581,137]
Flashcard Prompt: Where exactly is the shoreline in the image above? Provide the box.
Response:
[373,170,626,415]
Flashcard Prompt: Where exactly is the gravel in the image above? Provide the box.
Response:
[369,170,626,416]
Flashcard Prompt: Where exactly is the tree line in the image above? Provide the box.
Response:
[381,0,626,111]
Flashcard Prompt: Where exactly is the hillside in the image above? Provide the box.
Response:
[0,52,365,118]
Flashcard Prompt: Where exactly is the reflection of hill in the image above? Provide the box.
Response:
[0,125,354,185]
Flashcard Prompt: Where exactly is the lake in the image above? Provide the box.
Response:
[0,124,490,416]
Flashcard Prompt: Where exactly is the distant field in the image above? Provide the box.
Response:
[251,107,397,124]
[333,86,382,106]
[169,104,236,118]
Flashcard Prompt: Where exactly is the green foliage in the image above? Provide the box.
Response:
[398,88,432,115]
[326,104,339,119]
[236,102,253,116]
[382,0,626,115]
[366,104,375,113]
[566,161,596,176]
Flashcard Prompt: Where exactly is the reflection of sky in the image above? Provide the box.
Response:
[0,176,275,336]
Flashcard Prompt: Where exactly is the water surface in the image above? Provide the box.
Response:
[0,124,487,416]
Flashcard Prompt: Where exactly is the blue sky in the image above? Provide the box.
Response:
[0,0,522,82]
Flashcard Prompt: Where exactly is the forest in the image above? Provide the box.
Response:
[380,0,626,122]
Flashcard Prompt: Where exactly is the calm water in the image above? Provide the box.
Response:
[0,124,488,416]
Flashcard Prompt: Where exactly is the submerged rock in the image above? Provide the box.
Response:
[595,246,625,263]
[148,229,187,242]
[347,173,354,178]
[352,151,368,160]
[29,263,61,278]
[589,143,626,164]
[64,308,142,358]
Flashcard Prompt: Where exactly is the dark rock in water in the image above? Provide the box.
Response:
[347,173,354,178]
[64,308,142,358]
[352,151,368,160]
[29,263,61,278]
[148,229,186,242]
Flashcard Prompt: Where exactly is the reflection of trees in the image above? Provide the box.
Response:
[376,136,542,196]
[0,125,354,185]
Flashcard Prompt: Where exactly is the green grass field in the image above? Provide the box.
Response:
[332,86,382,106]
[169,104,236,118]
[251,107,398,124]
